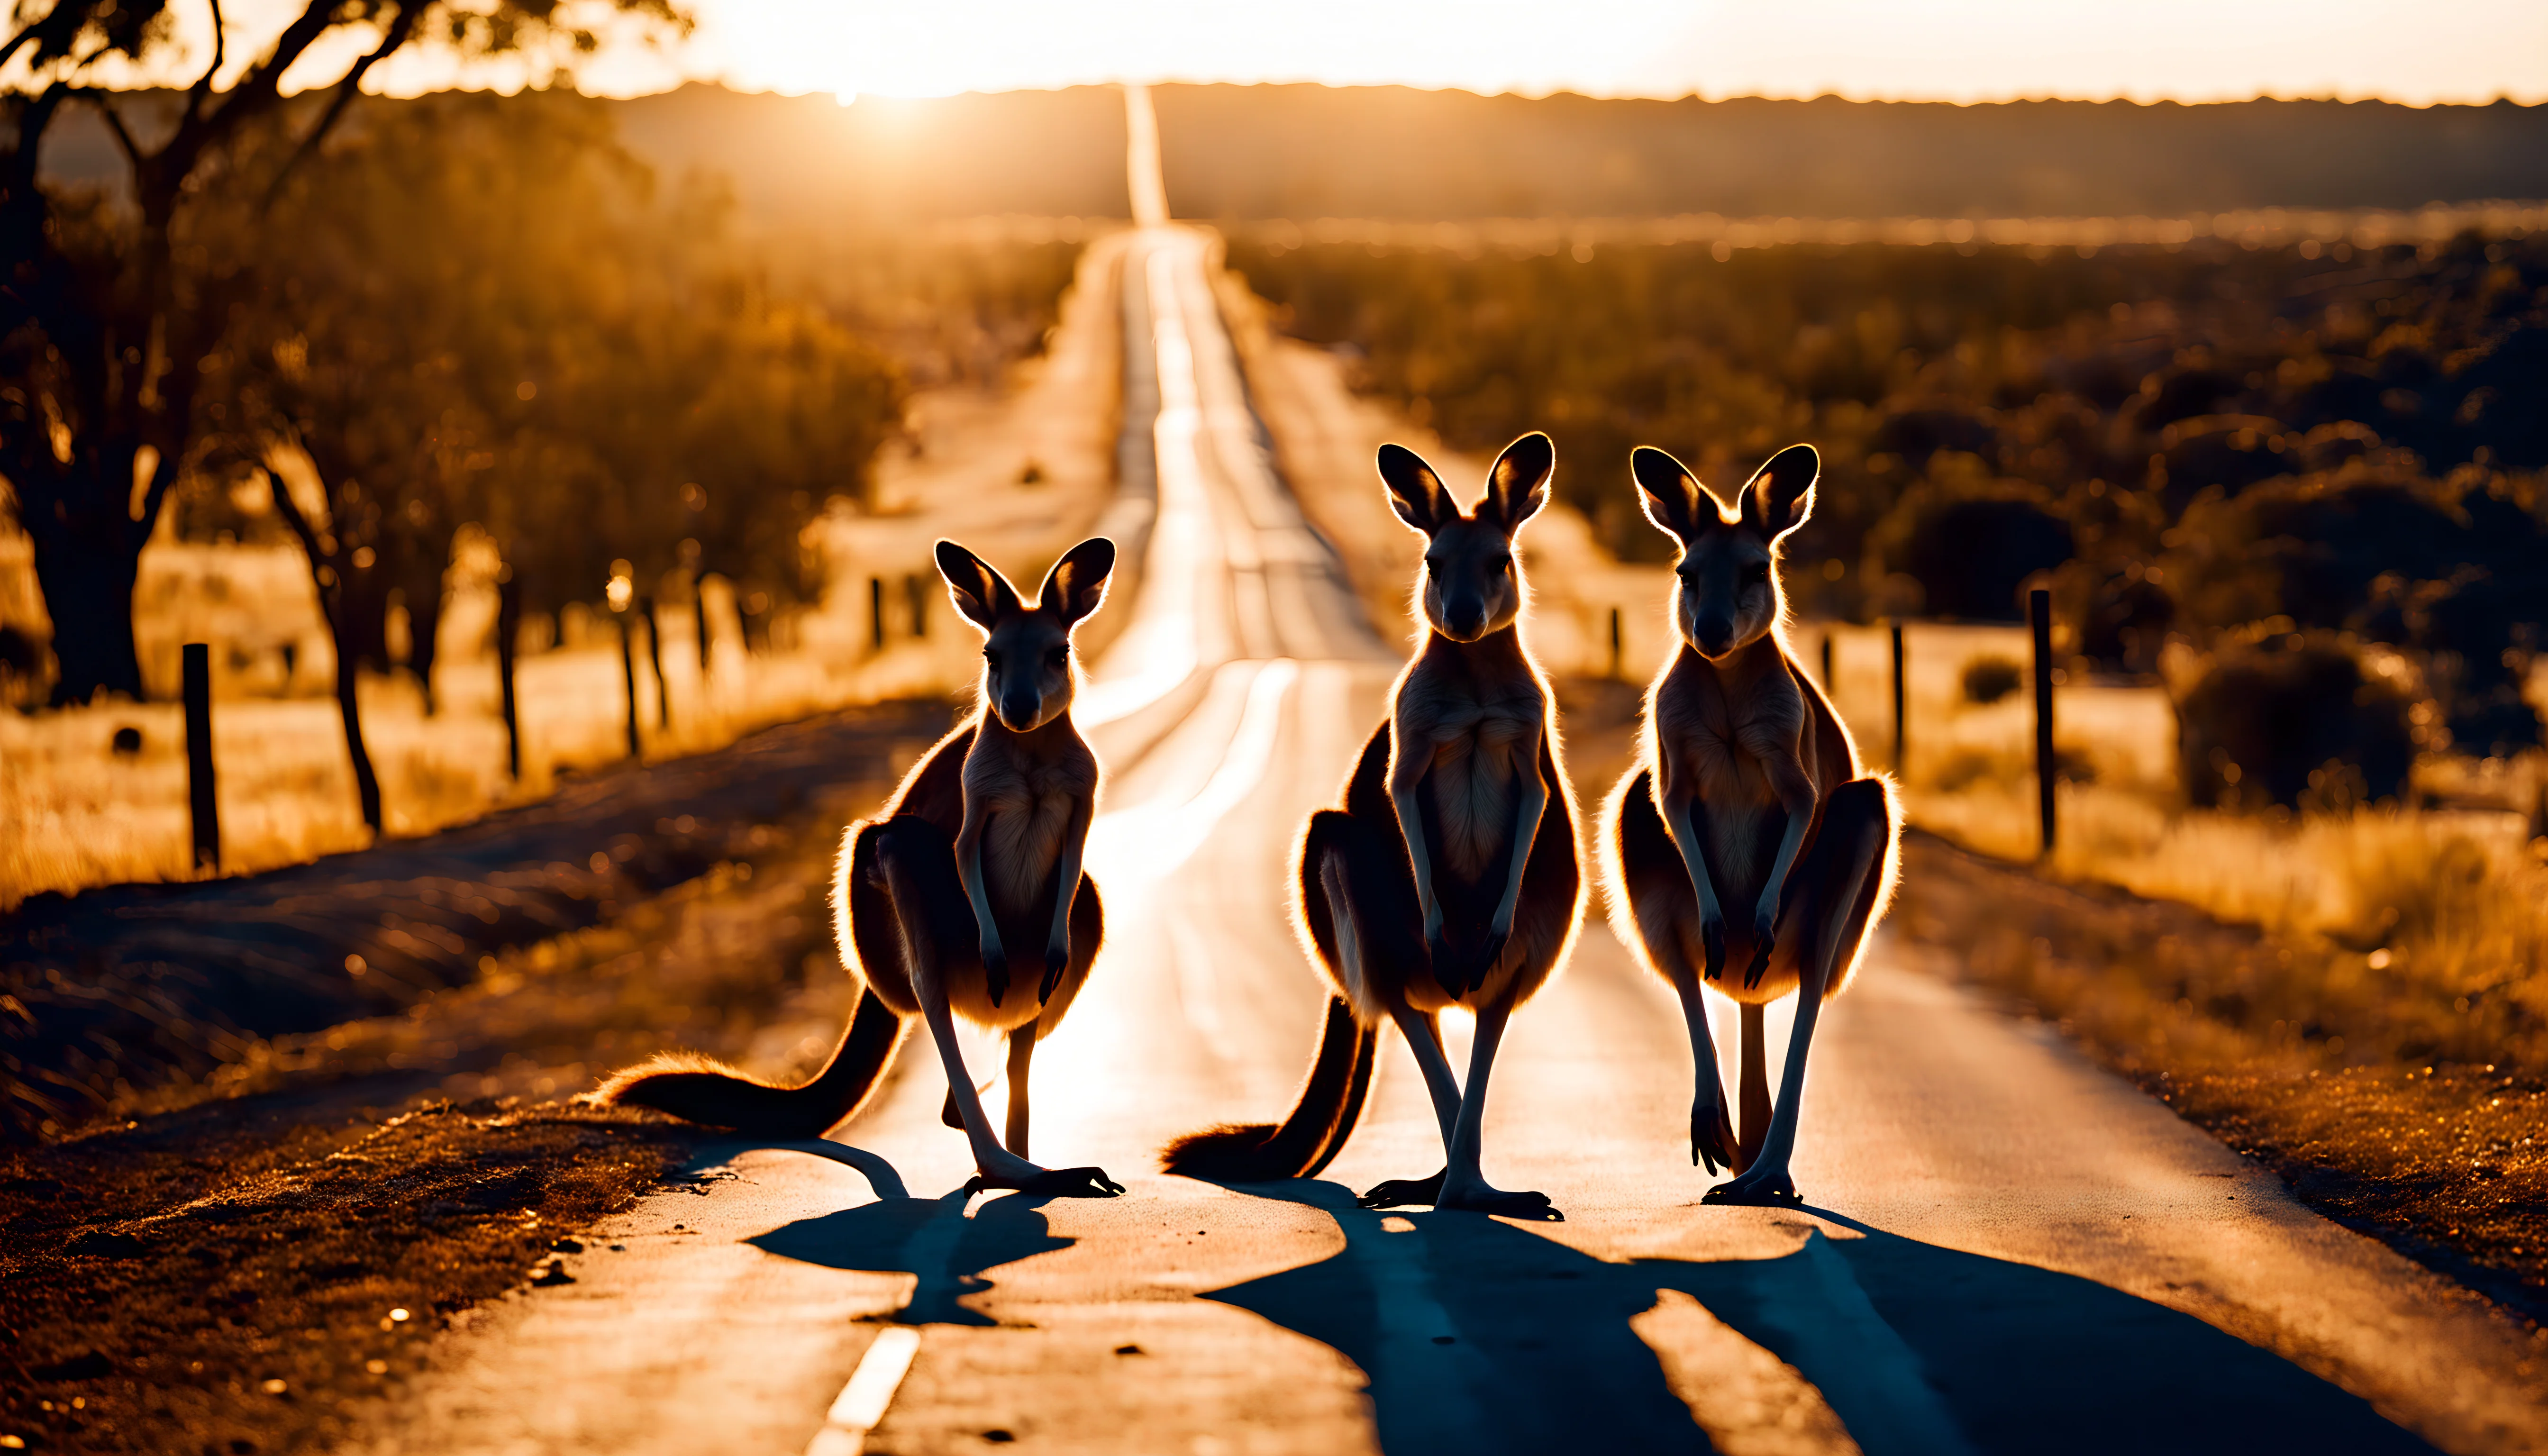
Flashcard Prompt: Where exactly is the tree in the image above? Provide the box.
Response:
[201,90,902,819]
[0,0,683,706]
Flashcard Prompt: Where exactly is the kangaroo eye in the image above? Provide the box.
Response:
[1046,646,1069,668]
[1744,563,1772,584]
[983,649,1002,671]
[1492,555,1513,572]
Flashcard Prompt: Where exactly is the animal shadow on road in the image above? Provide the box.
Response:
[742,1144,1073,1327]
[1201,1181,2437,1456]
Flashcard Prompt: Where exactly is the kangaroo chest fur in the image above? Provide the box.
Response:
[1654,648,1817,901]
[962,729,1097,919]
[1397,664,1544,886]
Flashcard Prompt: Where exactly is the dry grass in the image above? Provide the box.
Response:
[0,616,970,912]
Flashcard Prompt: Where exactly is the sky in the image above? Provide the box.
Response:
[611,0,2548,104]
[18,0,2548,104]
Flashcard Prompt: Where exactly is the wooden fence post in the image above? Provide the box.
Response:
[906,573,929,638]
[870,578,887,652]
[1889,619,1907,777]
[182,643,220,874]
[641,595,670,729]
[1820,629,1835,692]
[617,604,642,759]
[496,573,523,782]
[2031,587,2057,858]
[1608,606,1623,680]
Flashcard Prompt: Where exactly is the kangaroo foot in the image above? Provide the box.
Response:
[1356,1168,1446,1209]
[1702,1166,1803,1207]
[1439,1183,1563,1221]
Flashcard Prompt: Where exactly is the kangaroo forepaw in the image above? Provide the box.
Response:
[1691,1098,1737,1176]
[1741,939,1774,990]
[1425,931,1459,994]
[1357,1169,1447,1209]
[983,946,1010,1007]
[1039,946,1067,1004]
[1470,927,1510,993]
[1701,918,1727,982]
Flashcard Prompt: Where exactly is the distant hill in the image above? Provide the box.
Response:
[1150,86,2548,219]
[35,83,2548,226]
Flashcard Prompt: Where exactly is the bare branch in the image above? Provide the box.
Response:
[164,0,342,178]
[71,88,146,169]
[134,438,179,543]
[182,0,227,125]
[258,1,417,212]
[267,448,328,566]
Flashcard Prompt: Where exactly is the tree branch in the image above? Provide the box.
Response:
[182,0,228,127]
[69,87,146,170]
[267,451,330,572]
[164,0,344,180]
[258,1,416,212]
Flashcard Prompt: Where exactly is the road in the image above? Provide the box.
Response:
[359,113,2546,1456]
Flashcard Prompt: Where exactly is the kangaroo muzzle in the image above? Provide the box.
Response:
[1690,608,1737,657]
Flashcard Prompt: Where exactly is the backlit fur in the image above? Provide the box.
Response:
[1597,445,1901,1005]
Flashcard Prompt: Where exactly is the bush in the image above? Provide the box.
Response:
[1962,655,2024,705]
[1868,459,2073,622]
[2176,634,2414,810]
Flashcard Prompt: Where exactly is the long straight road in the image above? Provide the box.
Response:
[361,97,2548,1456]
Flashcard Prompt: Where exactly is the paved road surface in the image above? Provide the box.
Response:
[358,220,2547,1456]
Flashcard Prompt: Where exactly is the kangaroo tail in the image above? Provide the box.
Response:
[595,988,906,1138]
[1159,995,1375,1181]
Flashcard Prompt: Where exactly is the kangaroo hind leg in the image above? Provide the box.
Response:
[871,816,1118,1199]
[1704,778,1891,1208]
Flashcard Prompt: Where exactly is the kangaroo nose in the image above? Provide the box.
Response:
[1002,691,1041,727]
[1447,599,1486,638]
[1693,614,1735,655]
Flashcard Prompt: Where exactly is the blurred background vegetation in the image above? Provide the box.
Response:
[1230,229,2548,798]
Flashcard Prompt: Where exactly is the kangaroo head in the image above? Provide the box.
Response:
[1631,443,1819,661]
[936,536,1116,732]
[1377,432,1554,644]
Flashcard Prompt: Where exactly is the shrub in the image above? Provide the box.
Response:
[2176,633,2414,810]
[1962,655,2024,705]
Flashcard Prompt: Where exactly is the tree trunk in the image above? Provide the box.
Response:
[22,498,148,706]
[496,573,524,782]
[325,601,384,836]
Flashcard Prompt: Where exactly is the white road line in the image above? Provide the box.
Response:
[1077,240,1215,728]
[802,1326,922,1456]
[1085,658,1299,884]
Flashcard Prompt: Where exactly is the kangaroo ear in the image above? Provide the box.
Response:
[1037,536,1116,627]
[934,539,1016,630]
[1740,444,1820,543]
[1481,431,1554,531]
[1376,443,1450,535]
[1630,446,1723,544]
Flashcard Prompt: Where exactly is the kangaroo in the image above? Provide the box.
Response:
[1161,433,1583,1220]
[1600,445,1899,1207]
[598,538,1125,1199]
